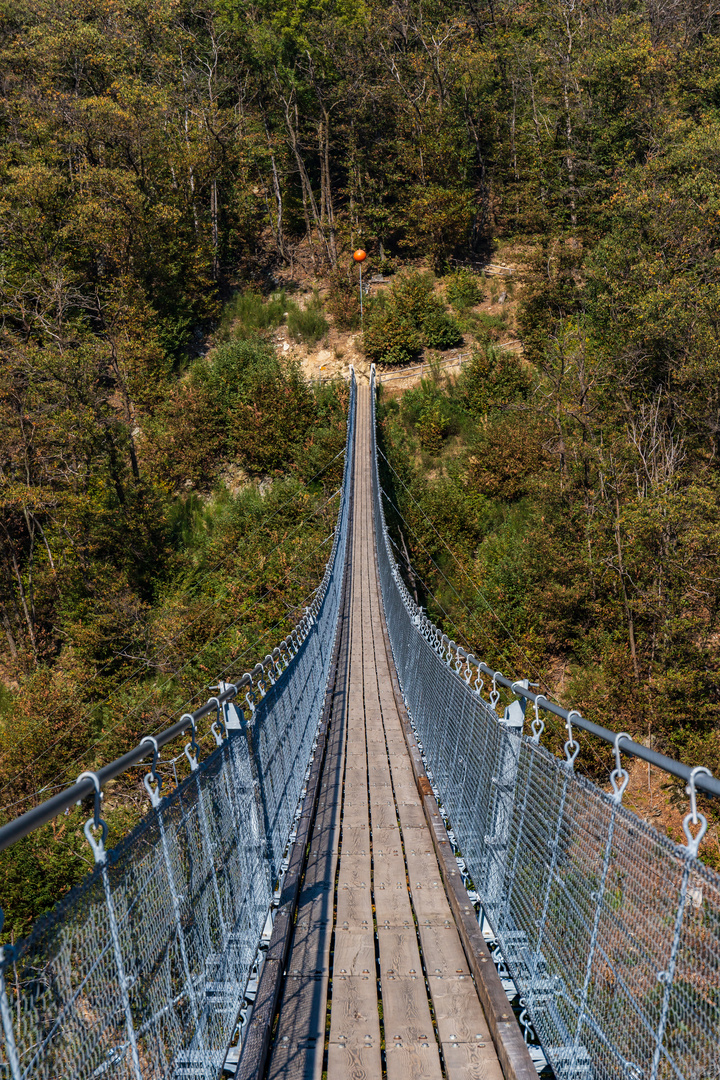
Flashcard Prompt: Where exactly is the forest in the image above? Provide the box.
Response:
[1,0,720,934]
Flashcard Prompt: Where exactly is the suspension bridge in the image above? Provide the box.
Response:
[0,372,718,1080]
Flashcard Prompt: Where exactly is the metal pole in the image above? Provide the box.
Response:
[359,262,363,326]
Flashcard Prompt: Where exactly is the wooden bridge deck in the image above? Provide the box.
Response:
[257,386,514,1080]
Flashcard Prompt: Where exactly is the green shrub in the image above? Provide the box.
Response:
[423,308,462,349]
[363,307,422,365]
[458,346,531,417]
[466,415,546,500]
[233,363,317,473]
[287,291,329,345]
[364,270,462,359]
[210,337,280,406]
[445,268,483,310]
[325,271,360,330]
[417,401,447,453]
[390,271,438,327]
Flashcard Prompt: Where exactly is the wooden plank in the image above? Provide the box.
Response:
[377,927,423,979]
[384,1041,443,1080]
[381,978,443,1080]
[405,876,452,924]
[340,826,370,855]
[333,928,376,977]
[327,1044,382,1080]
[343,800,369,830]
[416,924,471,977]
[373,878,414,927]
[266,975,326,1080]
[284,920,333,977]
[329,974,382,1045]
[335,883,373,928]
[371,849,406,882]
[442,1041,507,1080]
[368,798,398,828]
[339,825,370,854]
[336,853,371,890]
[426,975,490,1045]
[396,801,428,829]
[370,827,402,856]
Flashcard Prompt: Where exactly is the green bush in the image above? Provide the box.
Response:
[417,401,447,453]
[389,271,438,326]
[210,337,280,406]
[423,308,462,349]
[363,307,422,365]
[458,346,531,417]
[445,268,483,310]
[287,291,329,345]
[363,270,462,362]
[233,363,317,473]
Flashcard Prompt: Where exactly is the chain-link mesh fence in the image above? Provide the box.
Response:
[370,369,720,1080]
[0,377,355,1080]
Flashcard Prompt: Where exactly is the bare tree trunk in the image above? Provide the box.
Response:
[184,108,200,238]
[211,177,219,279]
[278,87,332,264]
[4,540,37,660]
[262,113,286,259]
[320,110,337,266]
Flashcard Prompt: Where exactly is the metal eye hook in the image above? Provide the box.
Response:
[242,673,256,717]
[532,695,548,743]
[683,766,713,856]
[264,655,276,686]
[564,710,582,770]
[76,771,108,864]
[181,713,200,772]
[140,736,163,806]
[489,671,503,710]
[207,696,225,747]
[610,731,631,804]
